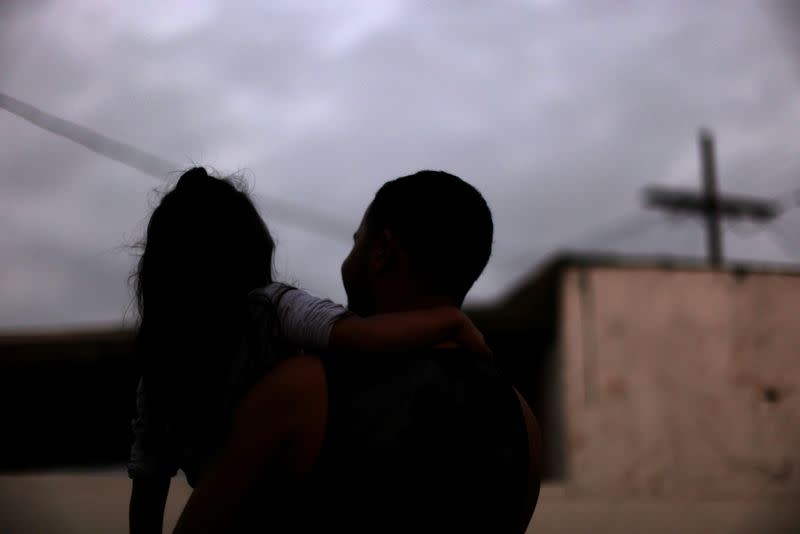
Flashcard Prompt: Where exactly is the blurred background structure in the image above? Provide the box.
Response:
[2,254,799,533]
[2,1,800,532]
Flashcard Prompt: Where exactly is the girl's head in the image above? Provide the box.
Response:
[134,167,275,429]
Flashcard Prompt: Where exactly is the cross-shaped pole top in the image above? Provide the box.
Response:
[643,128,779,268]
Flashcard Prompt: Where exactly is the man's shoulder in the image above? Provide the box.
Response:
[321,349,513,420]
[324,348,505,388]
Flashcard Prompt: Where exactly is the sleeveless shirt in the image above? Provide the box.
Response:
[237,349,530,533]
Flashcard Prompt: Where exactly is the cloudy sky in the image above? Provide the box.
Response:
[1,0,799,330]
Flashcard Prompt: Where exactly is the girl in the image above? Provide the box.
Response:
[128,167,490,533]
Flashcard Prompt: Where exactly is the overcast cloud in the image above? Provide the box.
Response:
[1,0,799,330]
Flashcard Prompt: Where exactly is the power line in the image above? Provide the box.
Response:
[0,93,175,177]
[727,219,767,239]
[7,91,798,269]
[0,92,354,243]
[497,210,664,272]
[763,224,800,260]
[770,184,800,210]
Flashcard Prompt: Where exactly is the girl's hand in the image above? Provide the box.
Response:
[453,312,493,358]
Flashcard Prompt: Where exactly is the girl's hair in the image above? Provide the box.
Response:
[133,167,275,441]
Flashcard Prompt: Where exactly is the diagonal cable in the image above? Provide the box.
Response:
[0,92,353,242]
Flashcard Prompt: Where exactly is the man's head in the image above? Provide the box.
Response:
[341,170,493,315]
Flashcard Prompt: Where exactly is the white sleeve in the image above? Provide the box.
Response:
[250,283,352,350]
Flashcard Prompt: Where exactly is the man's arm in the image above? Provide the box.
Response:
[173,355,327,534]
[513,388,542,534]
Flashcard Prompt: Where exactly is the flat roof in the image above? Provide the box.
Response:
[502,249,800,302]
[466,250,800,335]
[543,250,800,275]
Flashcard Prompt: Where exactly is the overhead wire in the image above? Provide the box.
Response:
[0,92,355,243]
[4,90,799,269]
[762,223,800,260]
[495,210,666,272]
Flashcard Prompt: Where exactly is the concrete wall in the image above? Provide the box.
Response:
[560,266,800,499]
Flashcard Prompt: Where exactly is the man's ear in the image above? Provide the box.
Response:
[370,229,404,274]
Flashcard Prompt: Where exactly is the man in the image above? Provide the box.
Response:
[174,171,542,533]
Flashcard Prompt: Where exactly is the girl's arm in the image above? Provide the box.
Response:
[128,377,177,534]
[253,284,490,356]
[130,476,171,534]
[329,306,491,355]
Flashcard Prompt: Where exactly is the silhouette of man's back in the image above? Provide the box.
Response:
[238,349,531,533]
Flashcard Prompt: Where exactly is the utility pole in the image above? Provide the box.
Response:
[700,129,722,267]
[644,128,779,268]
